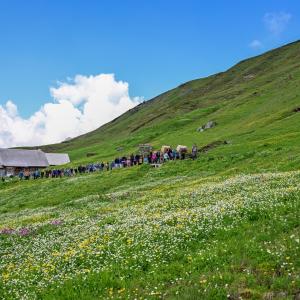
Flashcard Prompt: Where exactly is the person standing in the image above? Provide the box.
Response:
[192,144,198,160]
[24,169,30,180]
[19,170,24,180]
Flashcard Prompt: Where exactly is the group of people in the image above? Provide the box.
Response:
[2,144,198,182]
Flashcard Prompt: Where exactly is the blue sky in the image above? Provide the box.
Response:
[0,0,299,147]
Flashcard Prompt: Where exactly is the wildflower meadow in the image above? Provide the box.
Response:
[0,165,299,299]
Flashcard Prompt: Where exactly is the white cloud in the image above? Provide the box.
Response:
[263,12,292,36]
[249,11,291,50]
[0,74,142,148]
[249,39,263,50]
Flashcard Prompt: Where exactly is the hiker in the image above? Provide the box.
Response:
[120,157,125,167]
[157,152,161,163]
[24,169,30,180]
[163,152,169,162]
[18,171,24,180]
[168,148,173,160]
[172,148,178,160]
[110,161,115,170]
[135,154,140,165]
[148,152,153,164]
[139,155,144,165]
[176,145,188,160]
[192,144,198,160]
[152,152,157,163]
[115,157,120,168]
[130,154,134,165]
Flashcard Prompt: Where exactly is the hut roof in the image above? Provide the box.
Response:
[0,149,49,168]
[45,153,70,166]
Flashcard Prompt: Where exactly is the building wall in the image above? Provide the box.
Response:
[3,167,15,177]
[0,168,5,177]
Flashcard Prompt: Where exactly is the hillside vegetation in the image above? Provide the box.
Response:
[38,40,300,169]
[1,41,300,299]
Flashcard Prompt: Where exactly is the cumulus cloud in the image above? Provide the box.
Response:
[0,74,141,148]
[249,39,263,50]
[263,12,292,36]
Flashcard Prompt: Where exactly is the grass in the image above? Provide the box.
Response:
[0,168,299,299]
[1,41,300,299]
[34,40,300,167]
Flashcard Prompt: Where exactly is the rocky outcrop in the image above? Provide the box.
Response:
[197,120,217,132]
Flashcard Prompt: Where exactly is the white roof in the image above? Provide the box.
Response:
[45,153,70,166]
[0,149,49,168]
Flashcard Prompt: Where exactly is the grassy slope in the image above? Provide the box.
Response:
[37,40,300,168]
[1,41,300,299]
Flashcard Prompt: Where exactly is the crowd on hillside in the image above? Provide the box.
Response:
[1,145,198,182]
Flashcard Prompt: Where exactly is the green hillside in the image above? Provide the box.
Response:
[39,40,300,170]
[1,41,300,300]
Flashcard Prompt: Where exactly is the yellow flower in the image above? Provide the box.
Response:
[103,234,110,241]
[7,263,15,270]
[108,288,113,296]
[118,288,125,294]
[79,239,90,249]
[2,273,10,281]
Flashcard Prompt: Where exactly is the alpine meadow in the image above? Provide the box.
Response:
[1,40,300,300]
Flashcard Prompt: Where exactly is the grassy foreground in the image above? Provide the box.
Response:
[1,41,300,299]
[0,160,299,299]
